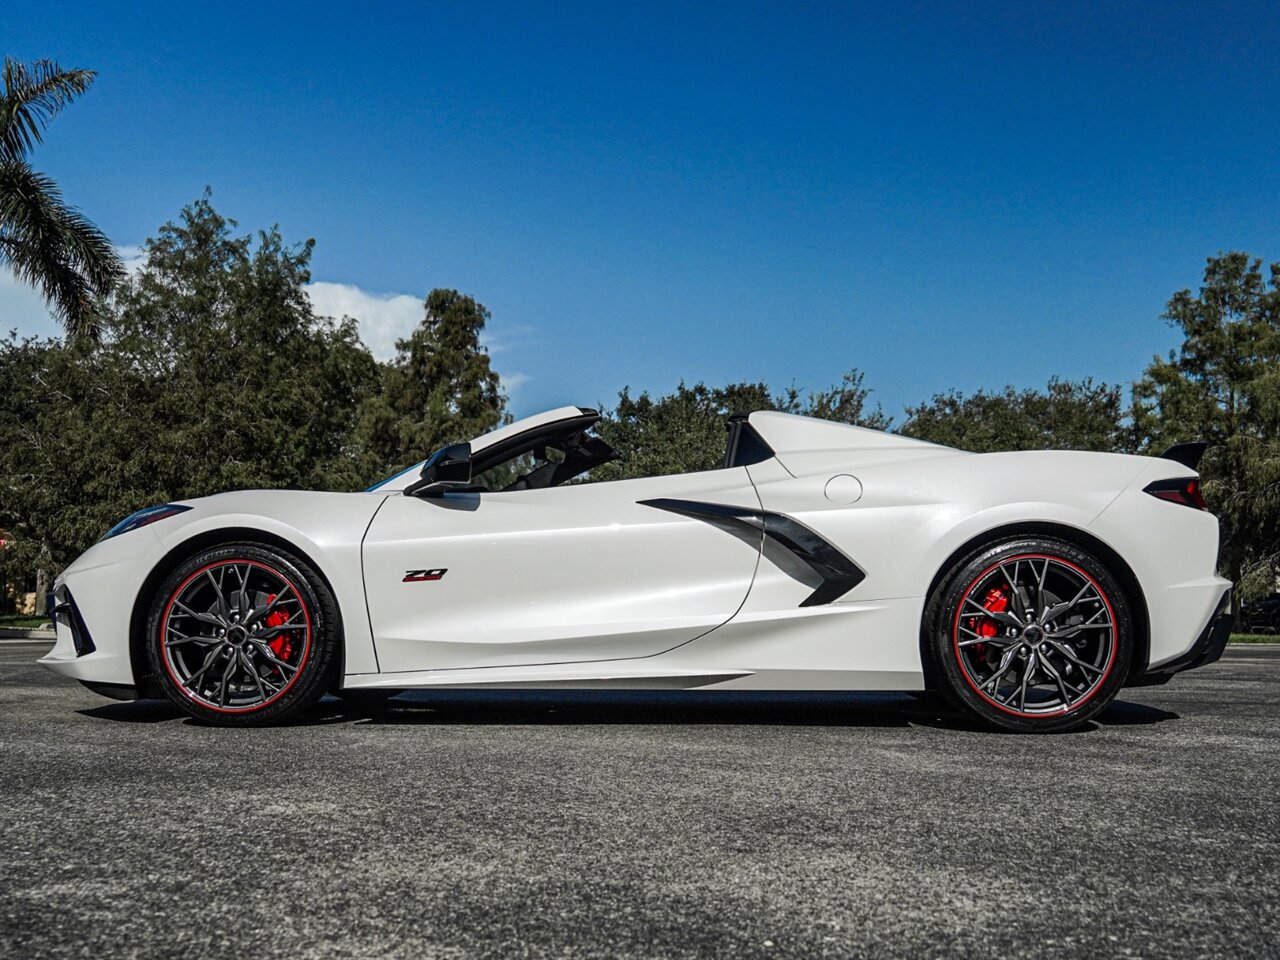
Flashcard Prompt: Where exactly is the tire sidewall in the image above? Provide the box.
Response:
[145,542,339,726]
[925,537,1133,733]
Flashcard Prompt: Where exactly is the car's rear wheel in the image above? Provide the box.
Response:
[146,542,340,726]
[922,537,1132,733]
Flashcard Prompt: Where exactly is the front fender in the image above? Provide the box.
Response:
[150,491,389,676]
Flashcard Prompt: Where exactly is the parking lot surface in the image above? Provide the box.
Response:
[2,642,1277,959]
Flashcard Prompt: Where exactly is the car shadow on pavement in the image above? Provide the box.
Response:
[78,691,1180,733]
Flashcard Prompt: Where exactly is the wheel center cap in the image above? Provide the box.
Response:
[1022,625,1043,643]
[227,625,249,645]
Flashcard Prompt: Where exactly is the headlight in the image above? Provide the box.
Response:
[100,504,192,541]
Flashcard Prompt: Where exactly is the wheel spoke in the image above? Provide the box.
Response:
[1051,622,1113,640]
[1042,581,1096,625]
[1034,559,1050,614]
[205,569,233,622]
[247,640,299,674]
[165,631,220,648]
[958,618,1021,647]
[218,647,239,706]
[244,585,293,628]
[1015,651,1036,711]
[964,597,1023,630]
[217,648,237,707]
[1044,640,1107,676]
[999,562,1024,618]
[234,564,252,618]
[172,600,223,627]
[255,611,304,638]
[958,635,1018,648]
[240,648,269,703]
[1050,607,1112,640]
[183,644,226,689]
[1037,653,1080,708]
[1002,561,1035,621]
[980,647,1021,693]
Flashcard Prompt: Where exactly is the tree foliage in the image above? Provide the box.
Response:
[591,370,889,481]
[0,58,123,339]
[900,378,1127,453]
[776,370,893,432]
[355,289,505,477]
[0,194,379,570]
[1132,252,1280,603]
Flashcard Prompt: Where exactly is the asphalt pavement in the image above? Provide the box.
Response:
[2,641,1277,960]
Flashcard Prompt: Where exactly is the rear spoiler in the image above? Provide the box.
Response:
[1159,441,1208,470]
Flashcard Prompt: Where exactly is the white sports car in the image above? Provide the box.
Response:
[41,405,1232,731]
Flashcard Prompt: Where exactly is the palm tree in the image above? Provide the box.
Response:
[0,58,123,340]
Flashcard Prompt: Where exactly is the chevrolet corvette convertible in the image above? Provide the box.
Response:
[41,406,1232,731]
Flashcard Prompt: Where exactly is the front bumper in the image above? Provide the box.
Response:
[38,530,161,689]
[1131,591,1233,686]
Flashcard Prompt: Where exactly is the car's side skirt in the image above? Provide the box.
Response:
[340,664,922,692]
[343,663,753,690]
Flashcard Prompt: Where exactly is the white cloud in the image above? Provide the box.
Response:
[502,372,531,393]
[305,281,423,361]
[307,281,532,396]
[0,265,60,338]
[0,263,532,397]
[117,245,148,277]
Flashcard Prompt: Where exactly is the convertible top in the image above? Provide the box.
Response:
[470,406,600,454]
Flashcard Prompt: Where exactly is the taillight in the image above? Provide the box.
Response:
[1144,477,1208,510]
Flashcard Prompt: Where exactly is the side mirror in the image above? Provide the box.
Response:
[405,442,477,497]
[422,442,473,483]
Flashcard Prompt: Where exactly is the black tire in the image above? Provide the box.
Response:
[145,542,341,726]
[922,536,1133,733]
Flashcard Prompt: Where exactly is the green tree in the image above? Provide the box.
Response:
[1132,252,1280,610]
[0,194,380,584]
[0,58,123,338]
[591,381,772,481]
[777,369,892,431]
[591,370,888,482]
[901,378,1125,453]
[356,289,506,476]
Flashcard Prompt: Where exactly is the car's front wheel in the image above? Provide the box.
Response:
[145,542,340,726]
[922,537,1133,733]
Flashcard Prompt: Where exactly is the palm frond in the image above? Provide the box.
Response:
[0,59,97,163]
[0,159,124,339]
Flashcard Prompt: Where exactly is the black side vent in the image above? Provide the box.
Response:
[639,498,865,606]
[49,587,96,656]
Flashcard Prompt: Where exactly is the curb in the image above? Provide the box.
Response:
[0,628,56,640]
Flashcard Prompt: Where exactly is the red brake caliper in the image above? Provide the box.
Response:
[965,586,1009,656]
[263,593,293,668]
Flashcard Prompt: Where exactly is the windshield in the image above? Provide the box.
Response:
[365,462,423,492]
[471,432,616,491]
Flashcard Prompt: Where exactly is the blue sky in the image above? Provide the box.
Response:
[4,0,1278,420]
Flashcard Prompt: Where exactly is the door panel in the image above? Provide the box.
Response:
[362,468,763,672]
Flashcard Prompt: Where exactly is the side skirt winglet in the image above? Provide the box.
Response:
[638,498,866,607]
